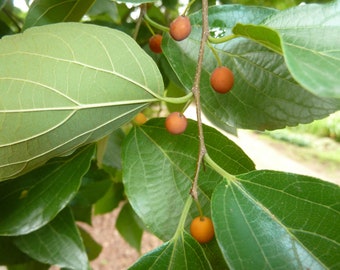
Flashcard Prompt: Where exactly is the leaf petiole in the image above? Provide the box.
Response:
[208,34,238,44]
[204,153,236,181]
[144,13,169,33]
[173,196,193,239]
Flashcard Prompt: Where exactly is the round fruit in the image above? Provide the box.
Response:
[133,112,147,125]
[190,216,215,244]
[149,34,163,54]
[210,66,234,94]
[165,112,187,135]
[169,16,191,41]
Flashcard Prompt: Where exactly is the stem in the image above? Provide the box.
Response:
[182,0,196,16]
[204,153,236,181]
[144,13,170,33]
[133,5,146,40]
[189,0,209,201]
[173,196,193,239]
[161,92,193,104]
[208,34,238,44]
[207,41,222,67]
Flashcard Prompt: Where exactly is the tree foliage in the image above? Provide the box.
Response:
[0,0,339,269]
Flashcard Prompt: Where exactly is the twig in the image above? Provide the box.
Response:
[133,4,146,40]
[189,0,209,201]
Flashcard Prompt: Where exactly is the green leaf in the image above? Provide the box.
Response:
[0,144,94,236]
[13,207,88,270]
[0,236,30,265]
[78,226,102,261]
[129,231,212,270]
[23,0,96,30]
[232,23,282,54]
[212,170,340,269]
[264,1,340,99]
[7,260,50,270]
[122,118,254,240]
[116,202,144,252]
[163,5,339,130]
[0,22,163,181]
[94,182,125,215]
[70,161,112,207]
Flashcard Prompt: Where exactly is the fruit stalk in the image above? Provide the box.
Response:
[189,0,209,201]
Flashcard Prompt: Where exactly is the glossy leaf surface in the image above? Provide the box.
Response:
[130,231,212,270]
[163,5,339,130]
[122,118,254,240]
[212,170,340,269]
[13,207,88,270]
[0,22,163,181]
[0,144,94,236]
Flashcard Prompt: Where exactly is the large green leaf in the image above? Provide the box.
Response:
[13,207,88,270]
[163,5,339,130]
[23,0,96,29]
[130,231,212,270]
[0,22,163,181]
[0,144,94,236]
[264,1,340,99]
[122,118,254,241]
[212,170,340,269]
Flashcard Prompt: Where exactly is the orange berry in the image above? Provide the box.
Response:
[165,112,187,135]
[190,216,215,244]
[169,16,191,41]
[133,112,147,125]
[149,34,163,54]
[210,66,234,94]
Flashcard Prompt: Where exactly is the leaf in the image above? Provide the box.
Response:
[0,144,94,236]
[0,236,30,265]
[0,22,163,181]
[232,23,282,54]
[13,207,89,270]
[78,226,102,261]
[264,1,340,99]
[116,202,144,252]
[94,182,125,215]
[70,161,112,207]
[23,0,96,30]
[122,118,254,240]
[163,5,339,130]
[129,231,212,270]
[212,170,340,269]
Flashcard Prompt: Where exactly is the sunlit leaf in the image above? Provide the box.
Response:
[130,231,212,270]
[0,22,163,181]
[212,170,340,269]
[122,118,254,240]
[264,1,340,99]
[163,5,339,130]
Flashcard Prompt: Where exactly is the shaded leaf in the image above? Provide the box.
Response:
[116,202,144,252]
[212,170,340,269]
[0,144,94,236]
[13,207,88,270]
[0,236,30,265]
[122,118,254,240]
[78,226,102,261]
[129,231,212,270]
[23,0,96,29]
[0,22,163,181]
[94,182,125,215]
